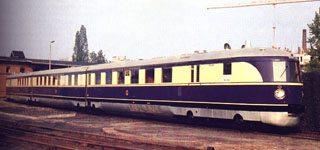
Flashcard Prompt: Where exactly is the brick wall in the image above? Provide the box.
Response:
[302,72,320,132]
[0,64,33,98]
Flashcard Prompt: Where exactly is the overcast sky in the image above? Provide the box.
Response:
[0,0,319,61]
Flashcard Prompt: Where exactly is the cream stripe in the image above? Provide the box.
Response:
[8,93,288,107]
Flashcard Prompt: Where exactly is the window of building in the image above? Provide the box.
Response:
[96,72,101,85]
[20,67,25,73]
[118,71,124,84]
[131,69,139,84]
[223,62,232,75]
[125,70,130,76]
[146,69,154,83]
[6,66,10,73]
[162,68,172,83]
[106,71,112,84]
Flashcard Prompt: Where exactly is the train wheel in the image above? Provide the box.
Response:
[186,111,194,122]
[91,104,96,114]
[233,114,244,129]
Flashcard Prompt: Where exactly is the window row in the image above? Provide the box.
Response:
[8,63,233,87]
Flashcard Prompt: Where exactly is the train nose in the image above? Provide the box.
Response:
[260,112,300,127]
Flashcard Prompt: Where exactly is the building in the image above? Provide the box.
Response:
[0,50,92,98]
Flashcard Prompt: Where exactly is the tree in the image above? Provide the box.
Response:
[306,7,320,72]
[97,49,107,63]
[89,49,107,63]
[89,51,97,63]
[72,25,89,62]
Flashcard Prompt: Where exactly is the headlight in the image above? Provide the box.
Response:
[274,88,285,100]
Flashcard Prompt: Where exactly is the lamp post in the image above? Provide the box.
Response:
[49,40,55,70]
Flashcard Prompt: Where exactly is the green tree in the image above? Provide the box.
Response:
[89,50,107,63]
[97,49,107,63]
[89,51,97,63]
[306,7,320,72]
[72,25,89,62]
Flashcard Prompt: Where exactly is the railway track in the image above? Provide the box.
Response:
[284,131,320,141]
[0,120,196,150]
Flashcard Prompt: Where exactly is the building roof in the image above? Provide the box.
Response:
[10,50,25,59]
[0,56,93,66]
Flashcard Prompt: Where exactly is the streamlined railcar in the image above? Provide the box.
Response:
[5,47,303,127]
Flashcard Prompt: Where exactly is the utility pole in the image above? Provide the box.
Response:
[49,40,55,70]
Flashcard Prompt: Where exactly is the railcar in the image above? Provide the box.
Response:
[5,47,303,127]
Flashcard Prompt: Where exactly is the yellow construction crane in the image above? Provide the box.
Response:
[207,0,320,47]
[207,0,319,9]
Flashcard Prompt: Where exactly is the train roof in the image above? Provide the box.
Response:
[8,47,293,78]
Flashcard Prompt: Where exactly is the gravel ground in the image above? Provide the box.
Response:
[0,99,319,150]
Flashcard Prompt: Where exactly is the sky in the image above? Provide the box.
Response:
[0,0,319,61]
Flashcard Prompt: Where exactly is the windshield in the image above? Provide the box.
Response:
[288,61,301,83]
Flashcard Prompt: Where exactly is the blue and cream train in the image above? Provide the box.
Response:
[5,47,303,127]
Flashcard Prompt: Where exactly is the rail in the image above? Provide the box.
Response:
[0,119,196,150]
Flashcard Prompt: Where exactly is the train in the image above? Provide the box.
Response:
[5,46,304,127]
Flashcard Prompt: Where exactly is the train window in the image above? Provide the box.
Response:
[131,69,139,84]
[191,66,194,82]
[96,72,101,85]
[48,76,50,85]
[223,62,232,75]
[289,61,301,82]
[52,76,56,86]
[40,76,43,86]
[118,71,124,84]
[86,74,91,85]
[74,74,78,85]
[57,76,61,85]
[44,76,47,86]
[146,69,154,83]
[196,65,200,82]
[68,75,72,85]
[106,71,112,84]
[162,68,172,83]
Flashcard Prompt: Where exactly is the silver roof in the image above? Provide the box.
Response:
[8,47,292,78]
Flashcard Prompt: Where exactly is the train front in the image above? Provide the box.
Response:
[258,57,304,127]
